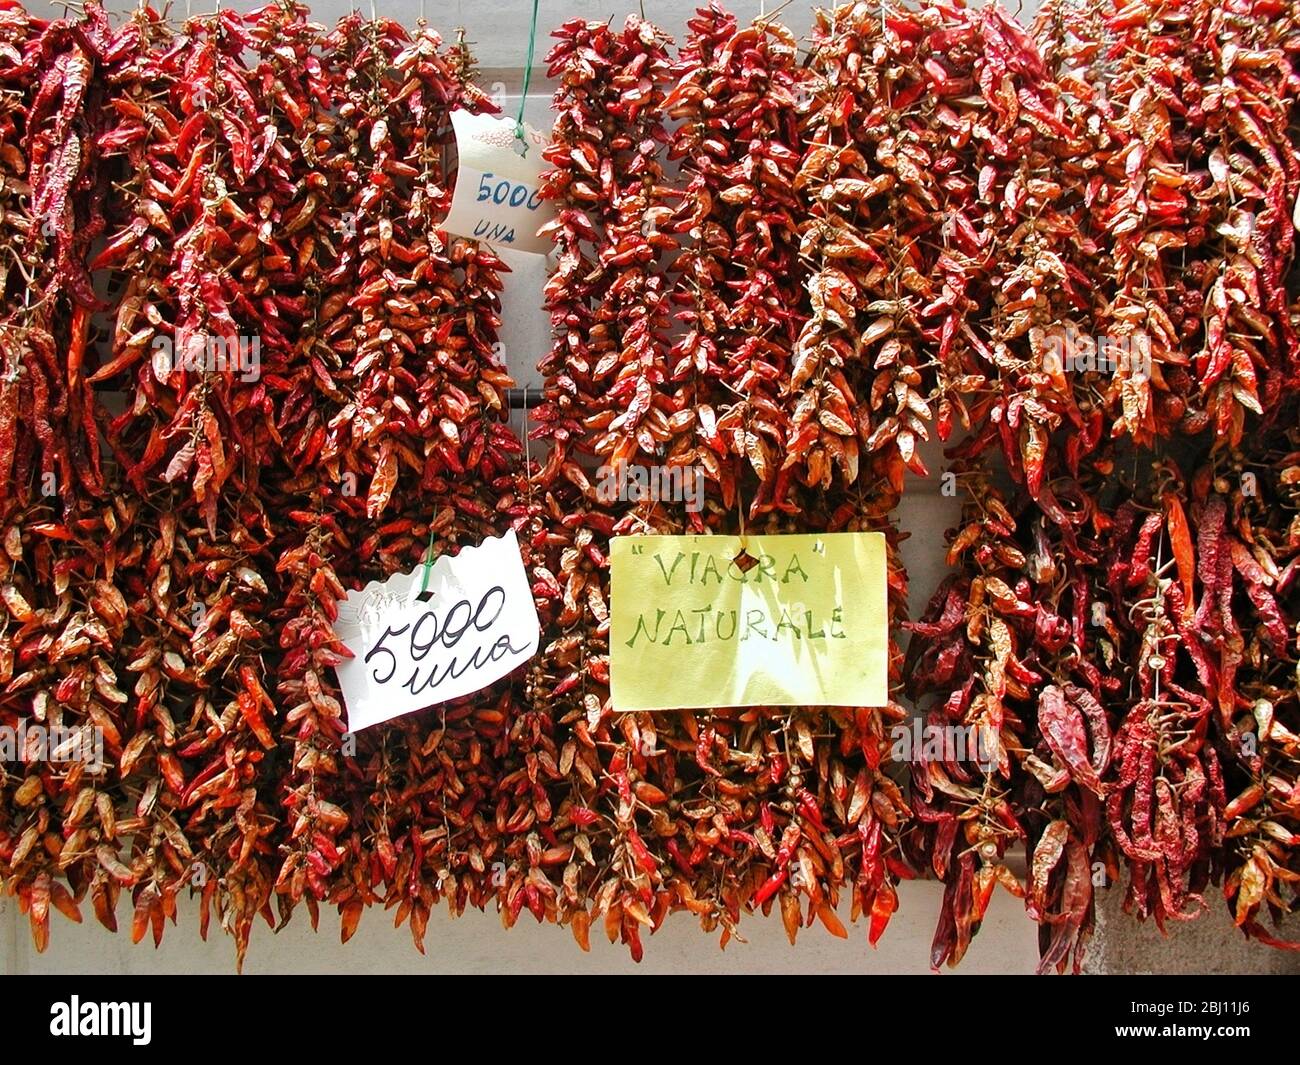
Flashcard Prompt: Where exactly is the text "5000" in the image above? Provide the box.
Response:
[477,173,543,211]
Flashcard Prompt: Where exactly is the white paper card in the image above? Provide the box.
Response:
[333,529,540,731]
[443,109,556,254]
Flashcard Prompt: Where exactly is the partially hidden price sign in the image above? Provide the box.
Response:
[442,109,556,254]
[332,530,540,731]
[610,533,888,712]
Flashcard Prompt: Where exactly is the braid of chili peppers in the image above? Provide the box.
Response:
[303,14,416,946]
[664,2,741,521]
[795,2,949,492]
[1096,475,1207,932]
[164,10,289,968]
[254,2,358,944]
[1215,406,1299,946]
[0,12,103,958]
[567,13,678,962]
[905,464,1031,968]
[666,4,812,518]
[974,5,1123,973]
[532,16,626,951]
[377,22,524,952]
[93,0,192,939]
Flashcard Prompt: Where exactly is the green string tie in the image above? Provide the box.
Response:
[514,0,540,155]
[416,524,437,601]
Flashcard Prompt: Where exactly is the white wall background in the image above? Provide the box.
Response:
[2,0,1296,975]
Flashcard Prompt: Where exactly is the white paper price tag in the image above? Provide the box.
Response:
[443,109,556,254]
[332,529,540,731]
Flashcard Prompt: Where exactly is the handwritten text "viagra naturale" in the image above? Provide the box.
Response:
[624,548,845,647]
[609,533,888,712]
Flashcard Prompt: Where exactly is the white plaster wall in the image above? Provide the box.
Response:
[6,880,1039,974]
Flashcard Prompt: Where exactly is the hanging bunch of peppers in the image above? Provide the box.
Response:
[0,1,136,953]
[0,1,525,968]
[533,5,916,959]
[903,0,1300,971]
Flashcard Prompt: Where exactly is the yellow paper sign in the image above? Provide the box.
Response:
[610,533,888,711]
